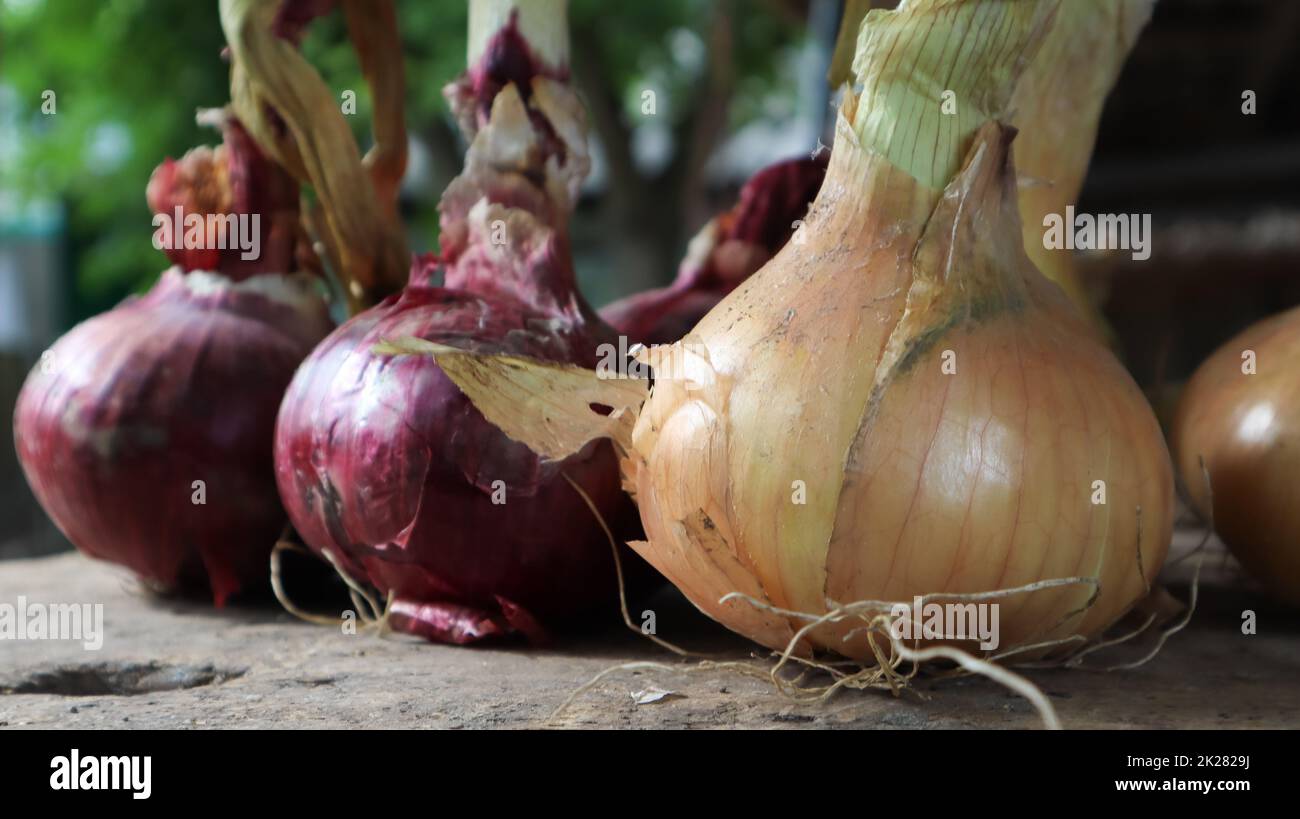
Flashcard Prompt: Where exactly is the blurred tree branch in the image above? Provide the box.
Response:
[570,34,638,217]
[570,0,745,296]
[672,0,736,230]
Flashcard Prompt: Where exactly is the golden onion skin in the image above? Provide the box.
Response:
[628,123,1174,660]
[1173,306,1300,605]
[1009,0,1153,337]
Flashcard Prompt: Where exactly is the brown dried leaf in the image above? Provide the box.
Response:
[374,337,646,461]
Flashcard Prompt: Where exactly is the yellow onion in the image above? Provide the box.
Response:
[391,0,1174,661]
[1173,305,1300,604]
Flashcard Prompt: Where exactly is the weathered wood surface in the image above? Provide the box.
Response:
[1,531,1297,729]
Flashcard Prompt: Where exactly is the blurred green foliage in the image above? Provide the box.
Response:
[3,0,234,316]
[2,0,808,323]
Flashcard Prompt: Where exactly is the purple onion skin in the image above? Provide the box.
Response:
[14,269,332,605]
[602,155,828,347]
[272,14,644,645]
[274,280,640,644]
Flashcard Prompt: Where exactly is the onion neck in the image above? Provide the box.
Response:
[844,0,1054,206]
[220,0,410,313]
[439,0,595,323]
[452,0,572,143]
[800,0,1065,344]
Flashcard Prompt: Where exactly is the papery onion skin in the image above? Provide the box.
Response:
[600,155,828,346]
[272,12,643,644]
[619,0,1174,660]
[146,115,305,281]
[629,123,1173,660]
[273,271,637,643]
[1173,305,1300,604]
[14,269,332,604]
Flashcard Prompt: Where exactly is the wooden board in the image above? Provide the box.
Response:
[1,530,1297,729]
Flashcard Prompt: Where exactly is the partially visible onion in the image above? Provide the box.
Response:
[1173,305,1300,604]
[824,1,1153,338]
[15,267,331,604]
[14,106,330,604]
[600,155,828,346]
[272,1,642,644]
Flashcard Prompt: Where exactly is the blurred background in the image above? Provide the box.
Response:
[3,0,1300,560]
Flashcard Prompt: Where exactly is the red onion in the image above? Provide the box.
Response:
[600,155,827,346]
[273,6,640,644]
[13,113,331,605]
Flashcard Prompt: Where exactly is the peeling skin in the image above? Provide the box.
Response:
[633,121,1173,660]
[274,16,642,643]
[375,0,1173,661]
[1010,0,1155,330]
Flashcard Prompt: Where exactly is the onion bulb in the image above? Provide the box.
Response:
[14,113,331,604]
[407,0,1175,660]
[1173,305,1300,604]
[269,0,642,643]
